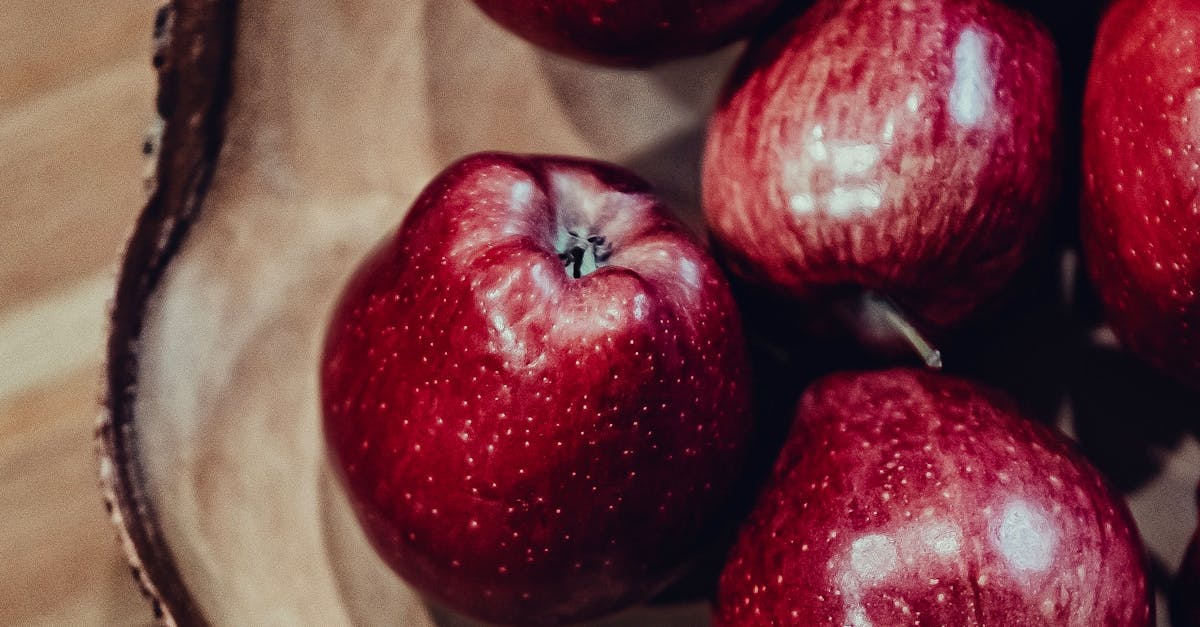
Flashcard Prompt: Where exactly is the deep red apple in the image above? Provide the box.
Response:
[715,369,1152,626]
[1082,0,1200,389]
[469,0,784,66]
[320,153,752,625]
[704,0,1060,329]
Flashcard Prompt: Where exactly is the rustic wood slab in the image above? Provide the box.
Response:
[0,1,161,624]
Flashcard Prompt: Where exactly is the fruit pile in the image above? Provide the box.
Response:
[319,0,1200,625]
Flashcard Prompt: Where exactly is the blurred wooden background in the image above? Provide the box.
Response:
[1,1,161,624]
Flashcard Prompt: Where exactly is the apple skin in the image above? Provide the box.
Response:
[1082,0,1200,389]
[703,0,1060,328]
[715,369,1152,627]
[320,153,753,625]
[469,0,784,67]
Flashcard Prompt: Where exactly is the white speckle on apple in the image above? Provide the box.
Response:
[632,293,648,321]
[679,259,700,288]
[789,193,816,215]
[832,144,881,177]
[509,180,534,208]
[995,499,1055,573]
[950,29,994,127]
[529,262,555,298]
[826,186,883,218]
[807,135,829,162]
[920,521,962,558]
[906,91,921,113]
[849,533,898,582]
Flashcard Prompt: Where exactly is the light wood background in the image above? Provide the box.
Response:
[1,1,162,624]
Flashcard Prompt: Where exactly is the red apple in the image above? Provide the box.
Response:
[320,153,753,625]
[469,0,785,66]
[1082,0,1200,389]
[1175,481,1200,627]
[716,369,1152,626]
[703,0,1060,329]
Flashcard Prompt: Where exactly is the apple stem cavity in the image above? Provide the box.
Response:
[844,292,944,370]
[557,228,611,279]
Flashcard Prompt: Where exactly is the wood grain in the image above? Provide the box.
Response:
[0,0,162,624]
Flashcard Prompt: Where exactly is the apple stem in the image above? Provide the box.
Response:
[564,247,585,279]
[859,292,944,370]
[557,229,609,279]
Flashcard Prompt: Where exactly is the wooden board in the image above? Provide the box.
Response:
[0,1,162,624]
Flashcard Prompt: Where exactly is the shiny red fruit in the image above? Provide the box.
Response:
[716,369,1152,627]
[321,153,752,625]
[469,0,784,66]
[1082,0,1200,389]
[703,0,1060,327]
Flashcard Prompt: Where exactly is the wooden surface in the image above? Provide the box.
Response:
[1,1,162,624]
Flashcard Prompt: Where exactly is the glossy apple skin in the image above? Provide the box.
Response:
[1082,0,1200,389]
[703,0,1060,327]
[715,369,1152,627]
[469,0,784,66]
[321,153,752,625]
